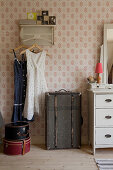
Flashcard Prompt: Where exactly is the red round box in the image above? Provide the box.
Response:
[3,137,30,155]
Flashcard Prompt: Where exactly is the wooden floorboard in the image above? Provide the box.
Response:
[1,144,112,170]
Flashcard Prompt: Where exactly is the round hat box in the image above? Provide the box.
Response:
[5,121,29,140]
[3,137,30,155]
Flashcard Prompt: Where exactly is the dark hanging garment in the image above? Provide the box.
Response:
[21,54,27,110]
[11,50,27,122]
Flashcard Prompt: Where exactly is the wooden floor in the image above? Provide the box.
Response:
[0,145,113,170]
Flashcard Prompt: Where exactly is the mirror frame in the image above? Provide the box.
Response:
[103,24,113,84]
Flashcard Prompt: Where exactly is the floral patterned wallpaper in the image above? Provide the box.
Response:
[0,0,113,144]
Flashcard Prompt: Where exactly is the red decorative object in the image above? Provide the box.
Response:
[95,63,103,83]
[3,137,30,155]
[95,63,103,73]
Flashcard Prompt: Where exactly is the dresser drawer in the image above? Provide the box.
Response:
[96,109,113,126]
[96,94,113,108]
[96,128,113,145]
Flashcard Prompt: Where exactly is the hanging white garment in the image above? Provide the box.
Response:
[24,49,48,120]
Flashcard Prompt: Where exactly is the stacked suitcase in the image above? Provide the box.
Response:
[45,90,82,149]
[3,121,30,155]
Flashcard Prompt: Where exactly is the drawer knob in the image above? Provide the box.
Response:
[105,99,112,102]
[105,115,112,119]
[105,134,111,138]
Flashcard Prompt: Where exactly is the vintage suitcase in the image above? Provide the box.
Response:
[45,89,82,149]
[5,121,29,141]
[3,137,30,155]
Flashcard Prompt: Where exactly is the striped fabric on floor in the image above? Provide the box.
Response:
[95,159,113,170]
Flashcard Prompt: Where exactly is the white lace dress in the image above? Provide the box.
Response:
[24,49,48,120]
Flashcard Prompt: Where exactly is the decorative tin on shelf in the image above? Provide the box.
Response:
[5,121,29,141]
[42,11,49,16]
[37,16,43,25]
[45,89,82,150]
[37,16,43,21]
[3,137,30,155]
[44,16,49,21]
[49,16,56,25]
[27,12,37,20]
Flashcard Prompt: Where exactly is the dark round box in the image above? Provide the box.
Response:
[5,121,29,140]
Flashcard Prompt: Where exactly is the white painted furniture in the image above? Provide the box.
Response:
[88,88,113,155]
[19,25,55,46]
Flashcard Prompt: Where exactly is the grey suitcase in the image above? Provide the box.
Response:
[45,89,82,149]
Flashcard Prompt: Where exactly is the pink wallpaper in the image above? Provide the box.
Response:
[0,0,113,144]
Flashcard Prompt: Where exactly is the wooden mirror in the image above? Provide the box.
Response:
[103,24,113,84]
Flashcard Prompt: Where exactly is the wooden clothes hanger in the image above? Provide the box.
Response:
[20,43,50,57]
[9,45,28,53]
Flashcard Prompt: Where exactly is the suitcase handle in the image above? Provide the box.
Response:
[17,130,29,137]
[55,89,70,92]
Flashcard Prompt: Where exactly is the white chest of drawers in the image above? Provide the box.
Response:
[88,89,113,154]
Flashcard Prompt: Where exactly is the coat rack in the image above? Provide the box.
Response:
[20,25,55,46]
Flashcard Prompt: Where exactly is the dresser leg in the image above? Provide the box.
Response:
[93,147,95,155]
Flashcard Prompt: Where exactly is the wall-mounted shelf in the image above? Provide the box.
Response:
[19,24,55,46]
